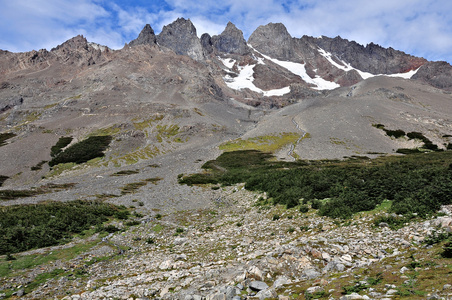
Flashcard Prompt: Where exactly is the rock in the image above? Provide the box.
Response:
[129,24,156,46]
[246,266,263,281]
[444,284,452,290]
[386,289,398,295]
[303,268,321,280]
[249,281,269,291]
[15,289,25,297]
[201,33,213,55]
[256,287,277,300]
[339,293,367,299]
[174,237,188,245]
[324,260,345,272]
[400,266,409,273]
[206,293,226,300]
[427,293,441,300]
[248,23,295,61]
[322,252,331,261]
[412,61,452,91]
[379,222,390,228]
[0,96,23,113]
[310,248,322,259]
[157,18,204,61]
[273,276,291,288]
[211,22,249,55]
[159,260,172,270]
[306,286,323,294]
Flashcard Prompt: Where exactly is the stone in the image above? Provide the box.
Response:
[156,18,204,61]
[206,293,226,300]
[256,287,277,300]
[339,293,366,299]
[246,266,263,281]
[211,22,249,55]
[273,276,291,288]
[174,237,188,245]
[303,268,321,280]
[159,260,172,270]
[129,24,156,46]
[444,284,452,290]
[249,281,269,291]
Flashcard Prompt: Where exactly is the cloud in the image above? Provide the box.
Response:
[0,0,451,63]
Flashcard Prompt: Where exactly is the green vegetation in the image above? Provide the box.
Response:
[179,150,452,219]
[31,160,47,171]
[49,135,112,167]
[0,200,129,254]
[0,132,16,147]
[111,170,139,176]
[120,177,162,195]
[373,124,440,152]
[0,183,75,201]
[0,175,8,187]
[219,132,301,152]
[156,124,180,142]
[50,136,73,157]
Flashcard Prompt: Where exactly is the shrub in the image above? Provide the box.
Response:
[0,132,16,147]
[50,136,73,157]
[49,135,112,167]
[272,214,280,221]
[299,204,309,213]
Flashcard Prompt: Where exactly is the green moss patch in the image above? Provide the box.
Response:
[219,132,301,153]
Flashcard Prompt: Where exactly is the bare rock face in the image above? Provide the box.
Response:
[211,22,249,55]
[311,35,427,74]
[412,61,452,91]
[200,33,213,55]
[129,24,156,47]
[156,18,204,61]
[248,23,296,60]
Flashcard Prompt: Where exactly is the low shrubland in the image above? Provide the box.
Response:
[179,150,452,219]
[49,135,112,167]
[0,200,130,255]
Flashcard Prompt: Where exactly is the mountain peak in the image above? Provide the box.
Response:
[248,23,295,60]
[129,24,156,47]
[211,21,248,55]
[156,18,204,61]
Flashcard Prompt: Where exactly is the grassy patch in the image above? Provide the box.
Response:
[0,241,98,278]
[156,124,180,142]
[111,170,139,176]
[0,183,75,201]
[120,178,161,195]
[219,132,301,152]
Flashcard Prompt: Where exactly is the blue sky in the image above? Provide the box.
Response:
[1,0,451,63]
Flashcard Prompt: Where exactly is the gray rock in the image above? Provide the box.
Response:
[206,293,226,300]
[273,275,290,288]
[324,260,345,272]
[129,24,156,46]
[249,281,269,291]
[248,23,295,61]
[256,287,277,300]
[211,22,249,55]
[303,268,321,279]
[157,18,204,61]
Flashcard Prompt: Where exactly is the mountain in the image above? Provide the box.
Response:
[1,19,452,299]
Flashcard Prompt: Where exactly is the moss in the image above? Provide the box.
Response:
[132,115,164,131]
[220,132,301,153]
[156,124,180,142]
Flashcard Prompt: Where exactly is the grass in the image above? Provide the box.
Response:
[132,115,164,131]
[0,240,99,278]
[0,183,75,201]
[120,178,161,195]
[219,132,301,153]
[111,170,139,176]
[156,124,180,142]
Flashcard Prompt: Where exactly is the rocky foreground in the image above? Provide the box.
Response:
[2,185,452,300]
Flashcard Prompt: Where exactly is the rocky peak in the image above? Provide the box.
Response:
[211,22,249,55]
[248,23,295,60]
[312,35,427,74]
[129,24,156,47]
[52,35,89,52]
[156,18,204,61]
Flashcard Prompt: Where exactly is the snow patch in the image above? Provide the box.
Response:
[218,57,236,69]
[223,63,291,96]
[257,51,340,90]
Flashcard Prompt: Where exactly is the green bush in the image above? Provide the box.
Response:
[49,135,112,167]
[299,204,309,213]
[50,136,73,157]
[0,200,128,254]
[0,132,16,147]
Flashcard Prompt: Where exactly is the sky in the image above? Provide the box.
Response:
[1,0,451,63]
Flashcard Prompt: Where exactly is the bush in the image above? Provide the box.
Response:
[49,135,112,167]
[299,204,309,213]
[272,214,280,221]
[50,136,73,157]
[0,200,128,254]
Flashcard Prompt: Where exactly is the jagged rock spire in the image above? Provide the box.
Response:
[129,24,156,46]
[156,18,204,61]
[211,21,249,55]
